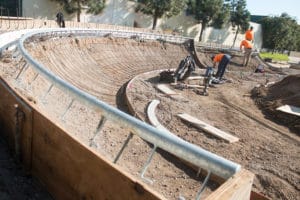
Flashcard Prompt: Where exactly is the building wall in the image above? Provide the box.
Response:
[201,22,263,49]
[134,11,262,49]
[22,0,262,49]
[22,0,61,20]
[87,0,136,26]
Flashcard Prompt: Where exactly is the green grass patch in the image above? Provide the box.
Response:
[259,52,289,62]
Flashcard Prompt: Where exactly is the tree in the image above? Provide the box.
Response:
[296,25,300,51]
[210,3,230,29]
[132,0,188,30]
[229,0,250,48]
[259,13,299,52]
[52,0,106,22]
[187,0,229,41]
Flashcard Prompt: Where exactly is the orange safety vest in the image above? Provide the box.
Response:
[245,29,254,41]
[240,40,253,49]
[213,54,224,62]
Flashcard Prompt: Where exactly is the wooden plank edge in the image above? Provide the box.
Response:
[205,169,254,200]
[177,113,239,143]
[156,84,178,95]
[250,190,271,200]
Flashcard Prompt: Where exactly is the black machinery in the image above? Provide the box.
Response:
[159,55,215,96]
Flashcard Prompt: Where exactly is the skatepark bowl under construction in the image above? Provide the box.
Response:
[0,21,255,200]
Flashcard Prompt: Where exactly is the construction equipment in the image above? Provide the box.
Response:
[159,55,197,83]
[159,56,216,96]
[173,55,196,83]
[198,66,214,96]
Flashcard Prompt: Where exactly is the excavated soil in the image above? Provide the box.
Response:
[126,52,300,200]
[0,36,299,200]
[252,74,300,134]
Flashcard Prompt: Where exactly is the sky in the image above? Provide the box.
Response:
[246,0,300,23]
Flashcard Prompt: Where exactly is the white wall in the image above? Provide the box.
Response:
[22,0,61,20]
[22,0,262,49]
[201,22,262,49]
[142,13,262,49]
[87,0,136,26]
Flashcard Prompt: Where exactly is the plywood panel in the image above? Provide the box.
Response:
[0,78,33,171]
[0,79,17,148]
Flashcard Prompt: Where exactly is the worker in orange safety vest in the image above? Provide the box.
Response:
[245,26,254,43]
[240,39,253,67]
[211,53,231,81]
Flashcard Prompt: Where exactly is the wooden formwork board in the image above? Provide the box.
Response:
[0,78,164,200]
[31,111,164,200]
[0,78,33,171]
[0,77,254,200]
[205,169,254,200]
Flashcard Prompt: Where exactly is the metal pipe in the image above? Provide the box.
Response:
[17,29,240,179]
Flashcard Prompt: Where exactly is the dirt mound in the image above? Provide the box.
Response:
[268,74,300,107]
[252,74,300,134]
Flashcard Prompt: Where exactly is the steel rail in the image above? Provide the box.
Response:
[17,28,240,179]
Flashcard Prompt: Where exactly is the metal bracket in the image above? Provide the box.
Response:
[61,99,74,121]
[42,83,53,102]
[15,62,28,80]
[29,73,39,85]
[89,116,107,148]
[140,145,157,184]
[113,132,133,163]
[195,171,211,200]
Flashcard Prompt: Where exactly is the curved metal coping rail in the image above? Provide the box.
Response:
[16,28,240,179]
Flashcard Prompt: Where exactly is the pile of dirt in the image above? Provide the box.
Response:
[251,74,300,134]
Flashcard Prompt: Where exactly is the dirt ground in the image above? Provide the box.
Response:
[0,36,299,200]
[0,135,53,200]
[126,53,300,200]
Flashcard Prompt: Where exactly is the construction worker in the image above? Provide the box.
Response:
[240,39,253,67]
[211,53,231,82]
[245,26,254,43]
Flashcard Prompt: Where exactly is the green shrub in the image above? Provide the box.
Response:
[259,52,289,62]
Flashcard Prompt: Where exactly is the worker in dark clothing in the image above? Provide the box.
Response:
[211,53,231,81]
[56,12,65,28]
